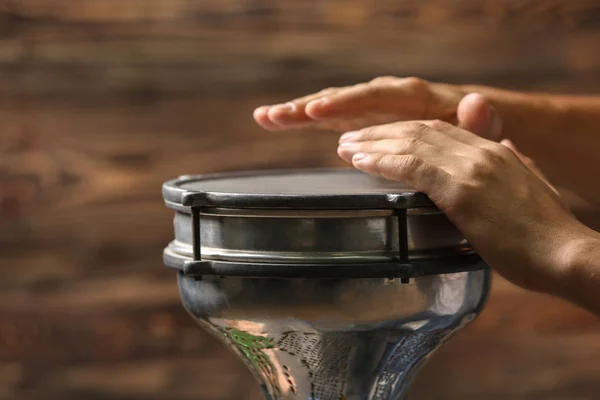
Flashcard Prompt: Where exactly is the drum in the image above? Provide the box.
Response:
[162,168,490,400]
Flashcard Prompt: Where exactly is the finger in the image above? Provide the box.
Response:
[253,106,286,131]
[305,77,429,121]
[420,120,492,147]
[263,87,341,126]
[339,121,442,144]
[351,152,449,199]
[337,138,438,164]
[339,120,471,150]
[457,93,503,140]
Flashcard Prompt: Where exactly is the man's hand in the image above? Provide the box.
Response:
[253,78,600,313]
[336,119,593,296]
[253,76,503,141]
[255,76,600,205]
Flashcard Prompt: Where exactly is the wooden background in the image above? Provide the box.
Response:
[2,1,600,399]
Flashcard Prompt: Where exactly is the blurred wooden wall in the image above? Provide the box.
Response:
[2,1,600,399]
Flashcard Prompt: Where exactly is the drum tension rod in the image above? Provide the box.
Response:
[395,209,411,284]
[191,206,201,261]
[184,206,211,279]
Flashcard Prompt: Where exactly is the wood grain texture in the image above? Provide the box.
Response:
[2,0,600,98]
[2,1,600,399]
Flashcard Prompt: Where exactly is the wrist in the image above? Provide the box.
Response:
[551,225,600,312]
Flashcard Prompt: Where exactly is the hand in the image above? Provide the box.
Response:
[253,76,503,141]
[336,119,584,294]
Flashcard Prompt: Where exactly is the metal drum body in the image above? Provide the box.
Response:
[162,169,491,400]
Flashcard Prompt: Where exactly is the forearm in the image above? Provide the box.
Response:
[555,227,600,316]
[460,84,600,204]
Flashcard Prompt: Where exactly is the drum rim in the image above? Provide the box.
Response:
[162,167,435,210]
[163,246,486,279]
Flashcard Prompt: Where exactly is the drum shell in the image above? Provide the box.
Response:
[168,207,469,265]
[177,268,491,400]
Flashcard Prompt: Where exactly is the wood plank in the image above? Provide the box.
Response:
[411,332,600,400]
[0,357,260,400]
[2,0,600,97]
[7,0,600,31]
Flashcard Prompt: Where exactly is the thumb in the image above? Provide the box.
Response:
[457,93,503,141]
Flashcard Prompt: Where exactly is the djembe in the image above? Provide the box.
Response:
[162,168,490,400]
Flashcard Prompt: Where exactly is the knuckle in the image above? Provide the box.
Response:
[481,141,505,153]
[389,141,409,155]
[402,137,422,152]
[428,119,449,130]
[402,76,428,90]
[370,75,397,85]
[400,155,424,181]
[388,138,418,154]
[358,126,375,140]
[376,154,401,180]
[404,121,429,135]
[402,154,424,170]
[466,155,495,181]
[365,83,384,97]
[377,154,423,181]
[478,143,511,165]
[375,154,395,170]
[320,87,338,95]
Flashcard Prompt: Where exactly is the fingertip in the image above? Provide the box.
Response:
[457,92,504,141]
[352,152,369,164]
[253,106,268,125]
[339,131,359,143]
[352,152,377,175]
[336,146,349,163]
[253,106,270,120]
[267,102,311,125]
[336,142,356,163]
[253,106,283,131]
[458,93,490,117]
[457,93,491,135]
[460,93,489,112]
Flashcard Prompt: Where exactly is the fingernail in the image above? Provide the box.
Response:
[339,131,359,143]
[271,103,296,113]
[353,153,368,162]
[253,107,269,120]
